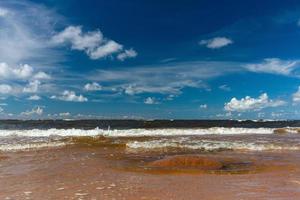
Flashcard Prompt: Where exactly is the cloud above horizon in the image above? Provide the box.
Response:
[87,61,242,96]
[245,58,299,76]
[1,0,300,119]
[21,106,43,116]
[51,90,88,102]
[144,97,159,104]
[0,2,61,66]
[84,82,102,91]
[224,93,286,112]
[200,37,233,49]
[51,26,137,61]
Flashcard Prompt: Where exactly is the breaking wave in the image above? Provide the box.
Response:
[126,139,300,151]
[0,127,300,151]
[0,127,276,138]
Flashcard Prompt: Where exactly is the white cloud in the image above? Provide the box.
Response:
[27,95,41,101]
[89,40,123,59]
[23,80,40,93]
[219,84,231,91]
[84,82,102,91]
[52,26,136,60]
[51,90,88,102]
[0,63,33,80]
[292,86,300,103]
[21,106,43,116]
[200,37,233,49]
[51,26,102,51]
[88,61,242,96]
[0,62,51,82]
[200,104,207,109]
[33,71,51,80]
[0,62,53,97]
[59,112,70,117]
[144,97,159,104]
[245,58,299,75]
[0,107,3,112]
[117,49,137,61]
[0,1,69,102]
[224,93,285,112]
[0,1,61,66]
[0,7,9,17]
[0,84,12,94]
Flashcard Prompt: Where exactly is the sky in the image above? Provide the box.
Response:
[1,0,300,119]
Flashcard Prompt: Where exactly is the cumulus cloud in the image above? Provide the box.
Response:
[59,112,70,117]
[0,63,33,79]
[51,26,102,50]
[89,40,123,59]
[144,97,159,104]
[0,62,51,81]
[51,90,88,102]
[33,71,51,80]
[52,26,137,60]
[224,93,285,112]
[84,82,102,91]
[200,104,207,109]
[245,58,299,75]
[21,106,43,116]
[117,49,137,61]
[0,84,12,94]
[200,37,233,49]
[27,95,41,101]
[23,80,40,93]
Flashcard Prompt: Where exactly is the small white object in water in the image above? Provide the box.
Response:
[75,193,88,196]
[24,191,32,195]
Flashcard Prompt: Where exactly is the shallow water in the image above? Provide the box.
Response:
[1,121,300,199]
[1,145,300,199]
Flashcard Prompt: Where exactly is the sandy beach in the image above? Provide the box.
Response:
[1,142,300,200]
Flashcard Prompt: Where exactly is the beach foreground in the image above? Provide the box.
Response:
[1,143,300,200]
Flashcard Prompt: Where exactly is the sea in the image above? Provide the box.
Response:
[1,119,300,152]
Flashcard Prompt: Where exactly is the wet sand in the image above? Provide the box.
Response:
[1,144,300,200]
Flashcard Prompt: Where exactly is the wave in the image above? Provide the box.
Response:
[0,142,66,151]
[0,127,278,138]
[1,127,300,152]
[126,139,300,151]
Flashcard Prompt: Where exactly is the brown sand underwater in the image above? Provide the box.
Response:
[1,137,300,200]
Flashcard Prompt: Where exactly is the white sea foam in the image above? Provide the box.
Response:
[0,128,102,137]
[0,127,299,152]
[126,139,300,151]
[0,142,66,151]
[0,127,276,138]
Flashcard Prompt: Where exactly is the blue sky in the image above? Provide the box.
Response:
[1,0,300,119]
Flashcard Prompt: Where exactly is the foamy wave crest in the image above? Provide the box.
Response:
[127,139,300,151]
[0,142,66,151]
[0,128,102,137]
[0,127,275,138]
